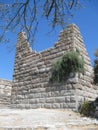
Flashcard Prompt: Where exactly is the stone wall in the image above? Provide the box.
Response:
[11,24,98,110]
[0,79,12,107]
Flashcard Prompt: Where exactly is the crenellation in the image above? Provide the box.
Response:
[0,24,98,110]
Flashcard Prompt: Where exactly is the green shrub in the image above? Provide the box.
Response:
[79,101,95,117]
[50,51,84,82]
[50,60,62,82]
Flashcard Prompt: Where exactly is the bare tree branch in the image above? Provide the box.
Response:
[0,0,83,45]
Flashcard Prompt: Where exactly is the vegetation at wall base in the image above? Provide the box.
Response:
[50,50,84,83]
[79,96,98,118]
[79,101,96,117]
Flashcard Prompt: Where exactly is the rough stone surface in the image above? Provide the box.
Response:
[0,108,97,130]
[0,79,12,107]
[10,24,98,110]
[0,24,98,110]
[0,24,98,129]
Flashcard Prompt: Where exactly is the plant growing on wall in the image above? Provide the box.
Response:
[50,50,84,82]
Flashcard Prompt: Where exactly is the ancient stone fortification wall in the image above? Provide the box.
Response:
[0,79,12,106]
[11,24,98,110]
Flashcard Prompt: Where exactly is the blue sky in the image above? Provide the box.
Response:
[0,0,98,80]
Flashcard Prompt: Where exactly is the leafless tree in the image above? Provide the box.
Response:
[0,0,82,45]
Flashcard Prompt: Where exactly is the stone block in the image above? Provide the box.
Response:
[60,90,75,96]
[55,97,65,103]
[52,103,60,108]
[67,77,78,83]
[44,103,52,109]
[65,96,70,102]
[46,98,55,103]
[63,103,69,108]
[28,93,34,99]
[33,93,41,98]
[30,104,41,109]
[41,92,47,98]
[30,88,46,93]
[68,103,76,109]
[70,96,76,102]
[66,84,73,90]
[25,104,30,109]
[29,99,39,104]
[52,91,60,97]
[39,98,46,103]
[16,104,25,109]
[17,95,24,99]
[47,92,52,97]
[22,89,28,94]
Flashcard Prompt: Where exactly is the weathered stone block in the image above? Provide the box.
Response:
[39,98,46,103]
[29,99,39,104]
[41,92,47,98]
[52,103,60,108]
[44,103,52,109]
[55,97,65,103]
[51,91,60,97]
[30,88,46,93]
[30,104,41,109]
[33,93,41,98]
[67,103,76,109]
[16,104,26,109]
[17,95,24,99]
[70,96,76,102]
[60,90,75,96]
[65,96,70,102]
[67,77,78,83]
[46,98,55,103]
